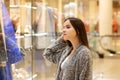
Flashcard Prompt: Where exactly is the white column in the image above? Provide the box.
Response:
[99,0,112,53]
[99,0,112,35]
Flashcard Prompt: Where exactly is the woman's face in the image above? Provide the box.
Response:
[62,20,77,41]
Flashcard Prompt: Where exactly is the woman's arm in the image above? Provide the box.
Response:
[43,38,67,64]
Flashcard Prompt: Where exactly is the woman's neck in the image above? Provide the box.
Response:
[70,38,80,50]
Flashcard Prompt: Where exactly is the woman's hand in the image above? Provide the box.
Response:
[60,33,64,40]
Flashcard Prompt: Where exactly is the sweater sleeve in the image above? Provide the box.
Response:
[43,38,67,64]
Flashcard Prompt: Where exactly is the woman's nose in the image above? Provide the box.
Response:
[62,28,66,32]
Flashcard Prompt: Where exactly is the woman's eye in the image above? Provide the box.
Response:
[63,25,71,29]
[66,26,70,29]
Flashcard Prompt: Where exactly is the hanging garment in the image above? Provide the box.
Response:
[35,4,56,49]
[0,1,22,80]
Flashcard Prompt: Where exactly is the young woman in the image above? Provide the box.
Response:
[44,17,92,80]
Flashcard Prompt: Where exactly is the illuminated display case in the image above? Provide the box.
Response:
[9,0,88,80]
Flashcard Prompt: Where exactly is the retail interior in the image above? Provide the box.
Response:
[1,0,120,80]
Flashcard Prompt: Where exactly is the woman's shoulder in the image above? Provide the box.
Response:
[78,45,90,53]
[77,45,91,58]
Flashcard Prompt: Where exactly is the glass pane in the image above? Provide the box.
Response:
[10,0,33,80]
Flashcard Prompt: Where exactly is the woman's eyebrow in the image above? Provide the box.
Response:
[63,24,70,27]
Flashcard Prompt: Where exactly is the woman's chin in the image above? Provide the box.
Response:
[63,38,67,41]
[63,36,68,41]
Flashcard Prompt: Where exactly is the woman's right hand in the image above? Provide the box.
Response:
[60,33,64,40]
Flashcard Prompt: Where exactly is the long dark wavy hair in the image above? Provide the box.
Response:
[64,17,89,48]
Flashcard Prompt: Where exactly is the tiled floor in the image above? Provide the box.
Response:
[93,54,120,80]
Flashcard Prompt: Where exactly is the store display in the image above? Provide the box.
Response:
[0,1,22,80]
[0,3,7,67]
[12,68,29,80]
[6,0,120,80]
[64,2,77,18]
[35,2,56,49]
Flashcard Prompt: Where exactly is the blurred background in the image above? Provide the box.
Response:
[1,0,120,80]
